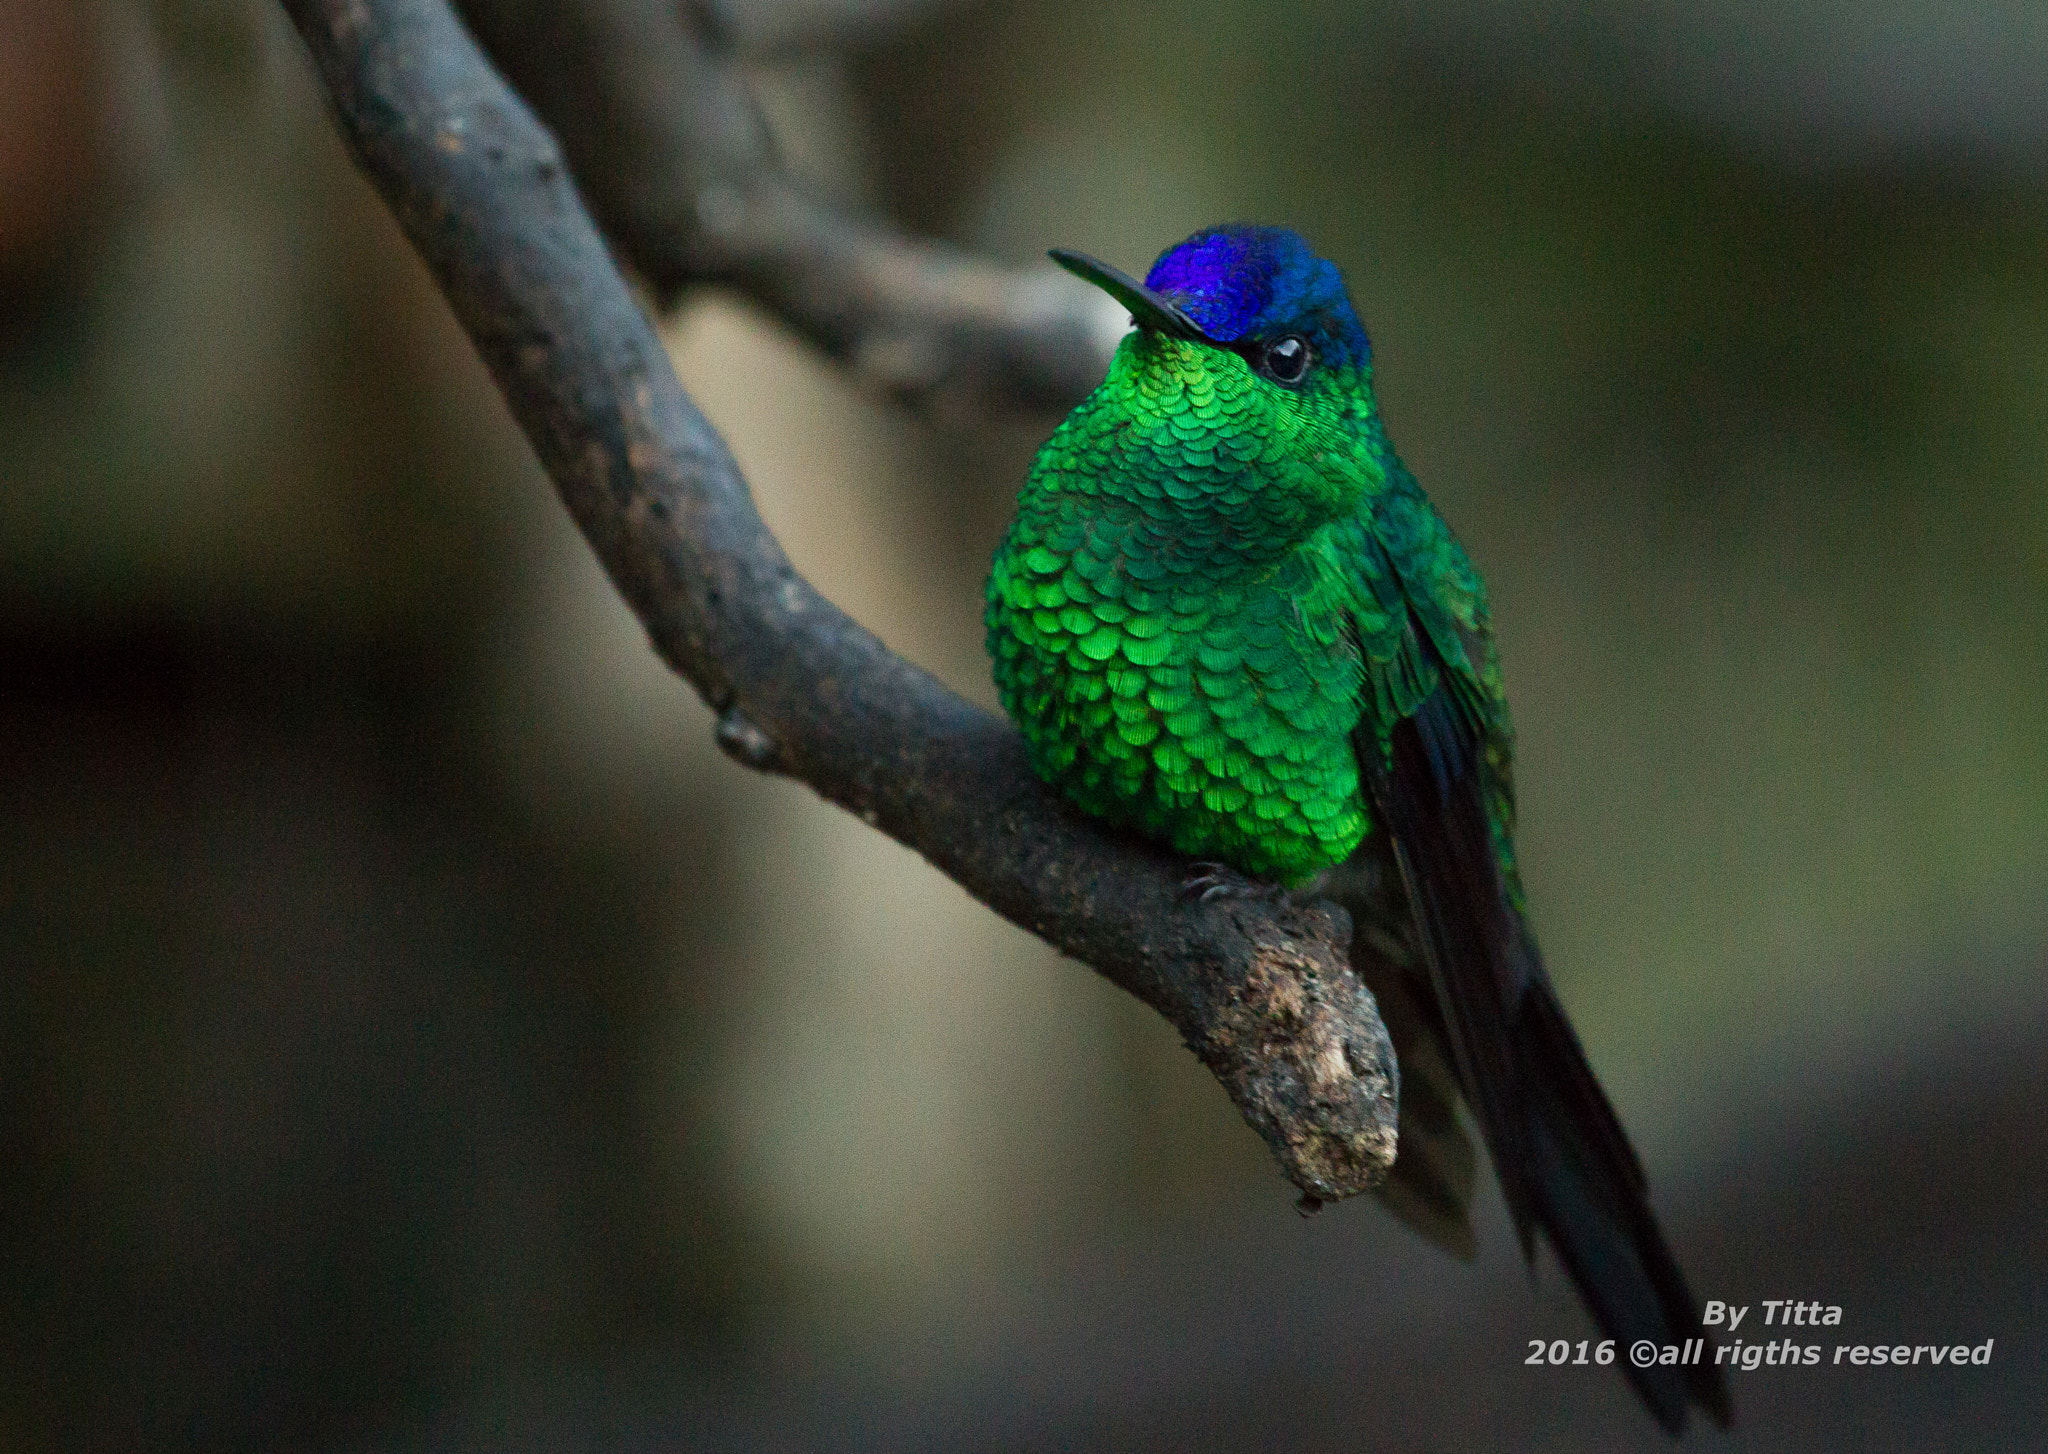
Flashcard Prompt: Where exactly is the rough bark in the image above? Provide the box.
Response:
[277,0,1399,1202]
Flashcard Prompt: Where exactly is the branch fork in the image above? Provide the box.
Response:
[279,0,1399,1201]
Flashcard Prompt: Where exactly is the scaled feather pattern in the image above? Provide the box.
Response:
[987,224,1731,1436]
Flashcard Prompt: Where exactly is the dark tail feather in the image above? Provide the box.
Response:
[1515,965,1734,1432]
[1367,691,1731,1434]
[1362,941,1479,1257]
[1327,852,1479,1258]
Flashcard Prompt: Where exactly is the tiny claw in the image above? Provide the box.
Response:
[1296,1192,1326,1218]
[1179,862,1231,903]
[1179,861,1283,903]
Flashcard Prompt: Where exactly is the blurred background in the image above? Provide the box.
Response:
[3,0,2044,1449]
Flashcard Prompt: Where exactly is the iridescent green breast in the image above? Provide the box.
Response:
[987,498,1371,886]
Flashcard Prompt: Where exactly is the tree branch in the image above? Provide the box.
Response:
[277,0,1398,1204]
[704,0,961,58]
[449,0,1124,413]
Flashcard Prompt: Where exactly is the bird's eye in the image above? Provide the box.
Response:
[1259,334,1311,384]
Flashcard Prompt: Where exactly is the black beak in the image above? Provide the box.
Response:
[1050,248,1217,343]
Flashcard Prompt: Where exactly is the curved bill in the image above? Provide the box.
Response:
[1049,248,1218,343]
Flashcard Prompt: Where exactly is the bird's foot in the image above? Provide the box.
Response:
[1180,862,1285,904]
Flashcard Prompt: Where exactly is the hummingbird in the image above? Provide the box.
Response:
[985,224,1730,1433]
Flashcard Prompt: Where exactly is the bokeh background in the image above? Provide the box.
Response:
[3,0,2044,1449]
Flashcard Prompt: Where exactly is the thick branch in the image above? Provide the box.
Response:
[278,0,1397,1202]
[451,0,1123,413]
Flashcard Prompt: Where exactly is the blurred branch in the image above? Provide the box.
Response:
[449,0,1122,413]
[703,0,967,59]
[277,0,1398,1204]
